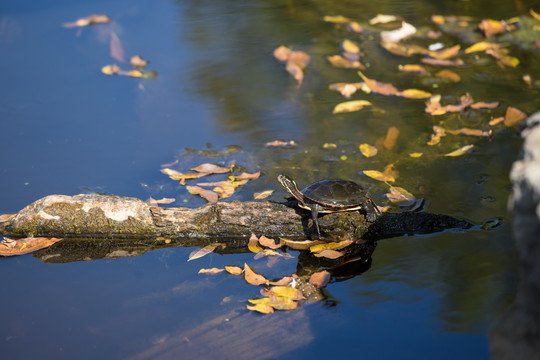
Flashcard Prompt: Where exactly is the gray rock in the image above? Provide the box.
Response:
[490,111,540,359]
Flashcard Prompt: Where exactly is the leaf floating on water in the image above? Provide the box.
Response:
[369,14,400,25]
[187,243,223,261]
[191,163,231,174]
[225,265,243,275]
[342,39,360,55]
[186,185,218,203]
[421,57,464,66]
[313,249,344,259]
[265,140,297,147]
[253,190,274,200]
[244,263,268,286]
[446,128,491,137]
[359,143,378,158]
[444,144,475,157]
[409,152,423,158]
[198,268,224,274]
[146,197,176,206]
[0,237,62,256]
[254,249,282,259]
[427,125,446,145]
[398,64,427,73]
[269,276,293,286]
[428,44,460,60]
[327,55,365,69]
[363,170,395,182]
[130,55,149,69]
[279,238,321,250]
[246,302,274,314]
[470,101,499,109]
[248,233,264,253]
[489,116,505,126]
[273,45,310,85]
[102,64,120,75]
[63,14,110,28]
[332,100,372,114]
[478,19,508,38]
[386,186,415,203]
[258,235,282,249]
[504,106,527,127]
[323,15,352,24]
[233,171,261,180]
[310,240,353,252]
[358,71,399,96]
[397,89,432,99]
[531,8,540,20]
[262,286,304,301]
[435,69,461,82]
[329,83,360,98]
[310,271,331,288]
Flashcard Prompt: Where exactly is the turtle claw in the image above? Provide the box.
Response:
[363,199,379,223]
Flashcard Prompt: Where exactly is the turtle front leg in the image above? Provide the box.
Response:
[362,199,379,223]
[310,206,321,239]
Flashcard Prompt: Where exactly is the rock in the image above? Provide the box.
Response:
[490,111,540,359]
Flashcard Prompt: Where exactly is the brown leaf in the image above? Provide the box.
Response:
[244,263,268,286]
[313,249,344,259]
[310,271,331,288]
[146,197,176,206]
[286,61,304,84]
[191,163,230,174]
[358,72,399,96]
[329,83,359,98]
[0,237,62,256]
[186,185,218,203]
[478,19,507,38]
[234,171,261,180]
[273,45,292,62]
[446,128,491,137]
[258,235,282,249]
[383,126,400,150]
[187,243,222,261]
[504,106,527,127]
[381,41,428,57]
[225,265,244,275]
[279,238,322,250]
[327,55,365,69]
[428,45,460,60]
[427,125,446,145]
[435,69,461,82]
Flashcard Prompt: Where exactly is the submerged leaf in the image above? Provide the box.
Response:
[383,126,400,150]
[333,100,372,114]
[386,186,415,203]
[444,144,475,157]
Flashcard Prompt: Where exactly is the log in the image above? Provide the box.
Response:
[0,193,473,241]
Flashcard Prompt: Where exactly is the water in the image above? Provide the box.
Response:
[2,0,539,358]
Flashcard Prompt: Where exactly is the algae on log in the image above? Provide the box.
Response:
[0,193,473,241]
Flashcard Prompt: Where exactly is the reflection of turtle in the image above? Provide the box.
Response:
[277,174,380,238]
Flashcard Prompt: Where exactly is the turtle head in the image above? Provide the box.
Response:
[277,174,299,194]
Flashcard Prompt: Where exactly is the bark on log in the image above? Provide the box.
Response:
[0,193,473,241]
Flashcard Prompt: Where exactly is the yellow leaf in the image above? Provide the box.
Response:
[198,268,224,274]
[126,70,143,78]
[323,15,352,24]
[258,235,281,249]
[398,89,432,99]
[333,100,372,114]
[187,243,222,261]
[359,143,378,158]
[246,303,274,314]
[386,186,415,203]
[504,106,527,127]
[323,142,337,148]
[363,170,395,182]
[310,240,353,252]
[409,152,423,158]
[444,144,475,157]
[101,64,120,75]
[531,8,540,21]
[465,41,494,53]
[248,233,264,253]
[398,64,427,73]
[435,69,461,82]
[342,39,360,54]
[263,286,304,301]
[225,265,243,275]
[253,190,274,200]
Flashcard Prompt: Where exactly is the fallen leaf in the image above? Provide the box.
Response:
[531,8,540,21]
[329,83,359,98]
[109,31,124,62]
[381,41,429,57]
[435,69,461,82]
[478,19,507,38]
[446,128,491,137]
[333,100,372,114]
[380,21,416,42]
[249,296,298,311]
[342,39,360,54]
[63,14,110,28]
[310,271,331,288]
[279,238,322,250]
[248,233,264,253]
[444,144,475,157]
[101,64,120,75]
[246,303,274,314]
[504,106,527,127]
[359,143,378,157]
[198,268,224,274]
[421,58,464,66]
[146,197,176,206]
[383,126,400,150]
[428,44,460,60]
[369,14,400,25]
[358,72,399,96]
[386,186,415,203]
[225,265,244,275]
[254,249,282,259]
[489,116,505,126]
[254,190,274,200]
[186,185,218,203]
[398,89,432,99]
[273,45,292,62]
[310,240,353,252]
[313,249,344,259]
[234,171,261,180]
[286,61,304,84]
[409,152,423,158]
[470,101,499,109]
[363,170,395,182]
[262,286,304,301]
[130,55,149,68]
[348,21,364,32]
[327,55,365,69]
[258,235,282,249]
[323,15,352,24]
[191,163,230,174]
[187,243,222,261]
[465,41,494,53]
[265,140,297,147]
[0,237,62,256]
[244,263,268,286]
[268,276,293,286]
[398,64,427,73]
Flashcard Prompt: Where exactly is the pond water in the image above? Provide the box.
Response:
[2,0,540,359]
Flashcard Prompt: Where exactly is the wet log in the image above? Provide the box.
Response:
[0,193,473,241]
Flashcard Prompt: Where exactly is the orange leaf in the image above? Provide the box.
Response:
[0,237,62,256]
[489,117,505,126]
[268,276,293,286]
[504,106,527,127]
[310,271,331,288]
[398,64,427,73]
[531,8,540,21]
[435,69,461,82]
[258,235,282,249]
[186,185,218,203]
[253,190,274,200]
[244,263,268,286]
[398,89,432,99]
[383,127,400,150]
[446,128,491,137]
[428,44,460,59]
[313,249,344,259]
[363,170,395,182]
[358,72,399,96]
[234,171,261,180]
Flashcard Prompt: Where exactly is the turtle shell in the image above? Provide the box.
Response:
[300,179,368,210]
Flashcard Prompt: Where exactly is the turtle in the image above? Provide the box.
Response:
[277,174,380,238]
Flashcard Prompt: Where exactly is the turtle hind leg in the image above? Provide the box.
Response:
[362,199,379,222]
[310,206,321,239]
